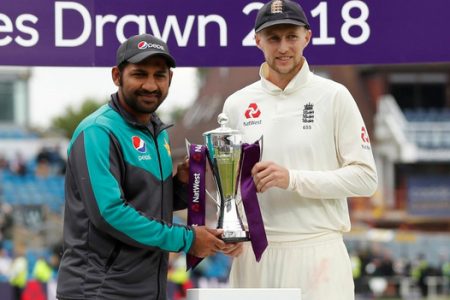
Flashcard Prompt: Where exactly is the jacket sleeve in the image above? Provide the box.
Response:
[69,125,194,253]
[288,86,378,199]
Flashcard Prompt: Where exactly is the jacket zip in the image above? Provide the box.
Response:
[149,128,165,300]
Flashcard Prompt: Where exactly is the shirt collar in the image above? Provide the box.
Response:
[259,58,311,95]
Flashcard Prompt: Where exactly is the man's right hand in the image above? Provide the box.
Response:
[188,226,226,258]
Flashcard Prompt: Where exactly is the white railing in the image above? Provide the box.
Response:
[374,95,417,162]
[375,95,450,162]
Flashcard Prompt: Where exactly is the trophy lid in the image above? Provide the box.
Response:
[203,113,240,137]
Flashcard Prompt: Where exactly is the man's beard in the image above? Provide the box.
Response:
[118,75,166,115]
[120,86,164,114]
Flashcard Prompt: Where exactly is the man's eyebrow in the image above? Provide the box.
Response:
[132,67,154,74]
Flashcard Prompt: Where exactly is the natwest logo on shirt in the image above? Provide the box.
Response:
[361,126,370,143]
[243,103,262,127]
[244,103,261,119]
[360,126,371,150]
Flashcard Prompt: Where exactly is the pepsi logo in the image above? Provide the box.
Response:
[132,136,147,153]
[245,103,261,119]
[137,41,147,49]
[137,41,165,51]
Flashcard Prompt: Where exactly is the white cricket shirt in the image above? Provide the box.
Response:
[223,59,378,241]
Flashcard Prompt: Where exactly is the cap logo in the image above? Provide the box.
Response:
[137,41,165,51]
[271,0,283,14]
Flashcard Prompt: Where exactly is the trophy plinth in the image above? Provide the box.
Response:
[202,114,249,243]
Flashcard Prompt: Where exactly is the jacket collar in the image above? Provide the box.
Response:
[108,92,172,136]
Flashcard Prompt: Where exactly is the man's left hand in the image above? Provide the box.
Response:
[175,157,189,184]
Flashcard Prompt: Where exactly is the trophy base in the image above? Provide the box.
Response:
[222,230,250,243]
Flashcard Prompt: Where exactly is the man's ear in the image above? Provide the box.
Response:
[255,34,263,50]
[168,69,173,86]
[112,66,120,87]
[304,29,312,46]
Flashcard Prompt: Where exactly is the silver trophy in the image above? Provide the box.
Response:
[202,113,249,242]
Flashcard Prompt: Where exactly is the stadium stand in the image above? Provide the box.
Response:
[0,170,64,214]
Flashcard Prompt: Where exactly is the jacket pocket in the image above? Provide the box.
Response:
[105,242,122,272]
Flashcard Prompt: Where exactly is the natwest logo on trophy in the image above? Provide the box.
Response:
[191,145,203,162]
[192,173,201,203]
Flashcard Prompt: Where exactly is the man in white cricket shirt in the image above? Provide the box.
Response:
[222,0,378,299]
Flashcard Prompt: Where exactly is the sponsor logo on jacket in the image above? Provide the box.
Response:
[132,136,152,160]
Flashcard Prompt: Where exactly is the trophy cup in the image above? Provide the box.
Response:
[186,113,267,269]
[202,113,249,242]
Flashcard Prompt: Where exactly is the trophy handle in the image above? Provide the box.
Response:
[185,139,191,157]
[256,135,263,162]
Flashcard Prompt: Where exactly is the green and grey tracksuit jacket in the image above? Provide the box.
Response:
[56,93,194,300]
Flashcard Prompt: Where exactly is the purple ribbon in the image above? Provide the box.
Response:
[240,142,268,261]
[186,144,207,270]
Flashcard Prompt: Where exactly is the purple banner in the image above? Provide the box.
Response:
[1,0,450,66]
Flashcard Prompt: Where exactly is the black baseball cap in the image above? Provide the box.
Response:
[255,0,310,33]
[116,34,176,68]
